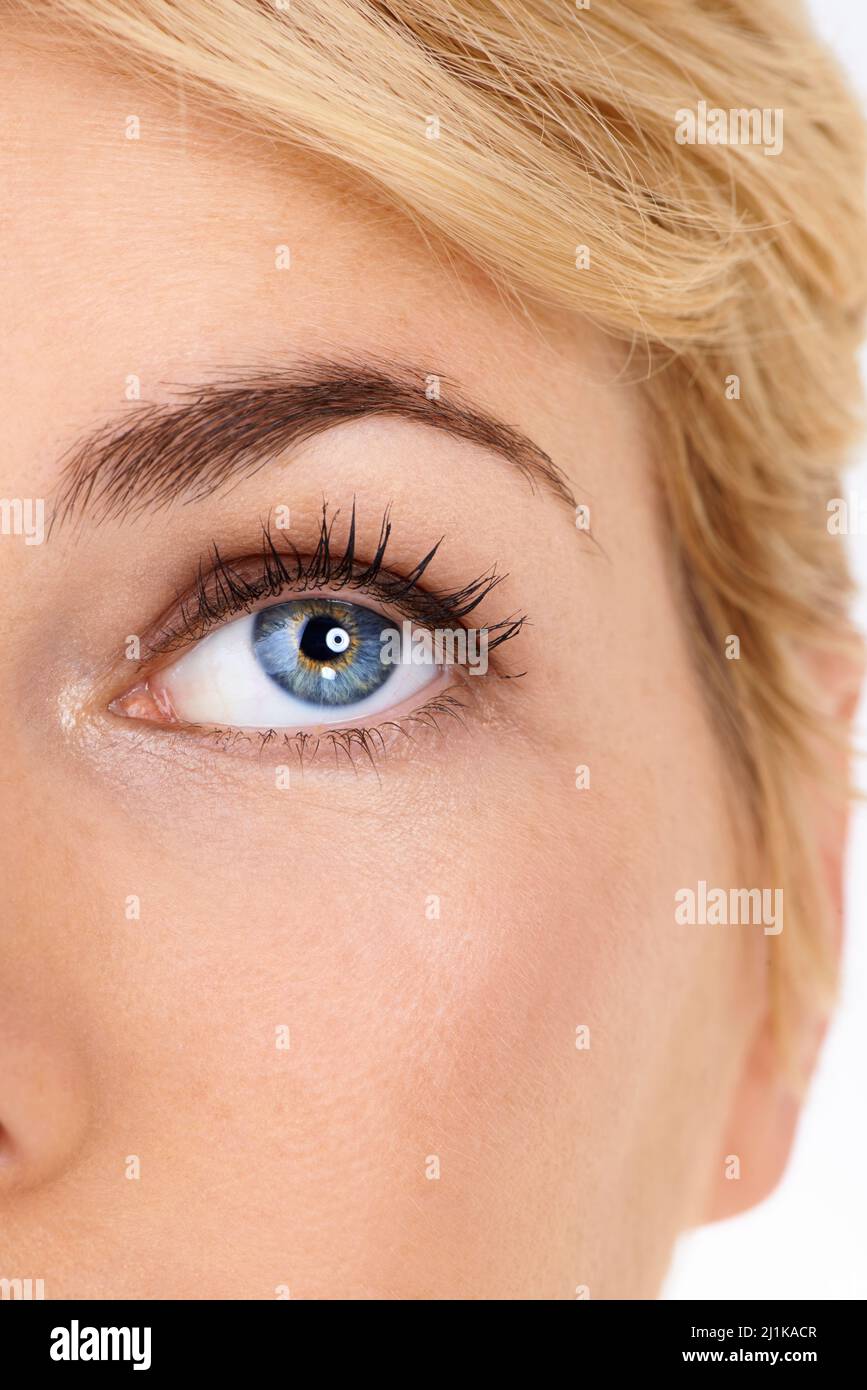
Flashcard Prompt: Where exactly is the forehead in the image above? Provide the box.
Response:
[0,23,639,547]
[0,33,578,369]
[0,36,472,364]
[1,32,573,468]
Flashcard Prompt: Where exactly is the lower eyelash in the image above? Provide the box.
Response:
[190,690,469,773]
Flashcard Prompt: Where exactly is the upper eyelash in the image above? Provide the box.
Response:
[148,501,527,658]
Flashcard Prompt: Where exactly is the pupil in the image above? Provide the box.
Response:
[251,599,392,706]
[299,615,349,663]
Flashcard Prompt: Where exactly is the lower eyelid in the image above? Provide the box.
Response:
[109,686,472,772]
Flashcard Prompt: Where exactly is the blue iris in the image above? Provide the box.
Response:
[251,598,395,707]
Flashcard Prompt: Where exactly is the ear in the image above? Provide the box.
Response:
[702,641,861,1223]
[702,1016,818,1221]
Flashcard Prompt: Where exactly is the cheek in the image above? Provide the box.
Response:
[4,709,743,1297]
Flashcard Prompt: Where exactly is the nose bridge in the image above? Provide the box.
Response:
[0,489,82,917]
[0,829,92,1195]
[0,562,91,1194]
[0,839,92,1198]
[0,723,51,917]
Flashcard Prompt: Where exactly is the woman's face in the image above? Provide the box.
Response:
[0,32,771,1298]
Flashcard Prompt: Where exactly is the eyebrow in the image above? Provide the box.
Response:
[52,359,575,529]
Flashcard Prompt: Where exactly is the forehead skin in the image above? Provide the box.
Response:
[2,29,625,505]
[0,24,756,1299]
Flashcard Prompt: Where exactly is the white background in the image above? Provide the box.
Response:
[663,0,867,1300]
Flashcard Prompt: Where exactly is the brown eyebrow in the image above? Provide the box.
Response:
[51,358,575,529]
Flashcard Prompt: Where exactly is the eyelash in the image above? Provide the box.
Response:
[120,502,526,768]
[148,501,526,659]
[197,690,471,774]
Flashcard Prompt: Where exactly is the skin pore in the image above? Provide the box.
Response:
[0,23,795,1299]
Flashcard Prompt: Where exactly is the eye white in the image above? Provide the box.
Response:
[156,609,443,729]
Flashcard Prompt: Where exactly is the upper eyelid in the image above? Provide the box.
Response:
[140,508,527,662]
[145,564,465,658]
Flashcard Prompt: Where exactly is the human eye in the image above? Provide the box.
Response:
[122,595,444,730]
[109,504,526,759]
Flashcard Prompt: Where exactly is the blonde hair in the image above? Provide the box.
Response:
[38,0,867,1064]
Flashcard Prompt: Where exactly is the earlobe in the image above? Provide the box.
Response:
[702,638,862,1225]
[702,1018,807,1222]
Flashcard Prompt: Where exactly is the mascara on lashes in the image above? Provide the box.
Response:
[146,501,527,660]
